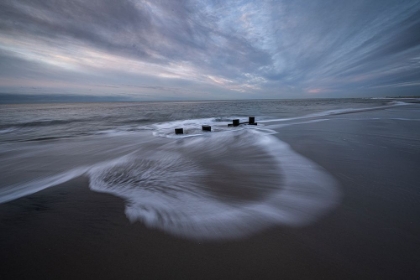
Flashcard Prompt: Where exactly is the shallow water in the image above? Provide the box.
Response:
[0,98,417,239]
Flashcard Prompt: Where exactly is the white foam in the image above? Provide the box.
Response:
[0,132,161,203]
[0,117,341,241]
[88,129,340,240]
[151,117,254,138]
[264,119,330,130]
[259,102,410,124]
[0,167,87,204]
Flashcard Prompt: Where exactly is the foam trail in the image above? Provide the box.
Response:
[259,101,410,124]
[263,119,330,131]
[0,117,341,241]
[0,132,166,203]
[89,129,340,240]
[0,167,87,204]
[151,117,245,138]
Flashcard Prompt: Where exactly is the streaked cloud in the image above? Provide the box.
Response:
[0,0,419,100]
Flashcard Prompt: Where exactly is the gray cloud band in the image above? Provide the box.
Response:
[0,0,419,98]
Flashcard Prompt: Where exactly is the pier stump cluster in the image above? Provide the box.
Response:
[228,117,257,127]
[174,117,257,135]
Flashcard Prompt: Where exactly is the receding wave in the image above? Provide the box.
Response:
[259,101,410,124]
[0,118,341,240]
[0,167,87,204]
[89,129,340,240]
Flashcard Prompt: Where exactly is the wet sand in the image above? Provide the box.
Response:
[1,107,420,279]
[0,176,344,280]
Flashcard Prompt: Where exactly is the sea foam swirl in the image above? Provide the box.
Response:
[89,128,340,240]
[0,114,341,240]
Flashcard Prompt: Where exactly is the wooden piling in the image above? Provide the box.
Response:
[248,116,257,125]
[175,128,184,134]
[202,125,211,131]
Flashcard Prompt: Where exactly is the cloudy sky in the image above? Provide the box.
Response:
[1,0,420,100]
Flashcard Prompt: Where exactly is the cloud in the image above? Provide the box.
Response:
[0,0,419,100]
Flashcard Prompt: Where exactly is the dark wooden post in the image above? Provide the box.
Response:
[202,125,211,131]
[175,128,183,134]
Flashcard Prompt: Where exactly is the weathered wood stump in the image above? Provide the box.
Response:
[248,116,257,125]
[202,125,211,131]
[227,117,257,127]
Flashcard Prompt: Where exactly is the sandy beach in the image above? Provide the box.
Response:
[2,0,420,277]
[1,106,420,279]
[0,175,354,280]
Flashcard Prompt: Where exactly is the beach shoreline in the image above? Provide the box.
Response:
[1,106,420,279]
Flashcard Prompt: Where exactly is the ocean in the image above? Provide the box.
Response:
[0,98,418,241]
[2,97,420,279]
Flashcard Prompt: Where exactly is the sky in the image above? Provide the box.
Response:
[0,0,420,101]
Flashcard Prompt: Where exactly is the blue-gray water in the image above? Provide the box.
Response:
[0,98,418,240]
[0,98,389,142]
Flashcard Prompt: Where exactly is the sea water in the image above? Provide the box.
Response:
[0,98,413,240]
